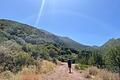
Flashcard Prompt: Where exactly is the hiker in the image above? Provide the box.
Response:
[53,57,57,65]
[67,59,72,73]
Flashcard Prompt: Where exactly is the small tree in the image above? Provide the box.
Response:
[49,49,58,58]
[77,50,92,64]
[89,50,104,68]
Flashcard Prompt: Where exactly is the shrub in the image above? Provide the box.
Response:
[49,49,58,58]
[104,46,120,73]
[15,52,36,66]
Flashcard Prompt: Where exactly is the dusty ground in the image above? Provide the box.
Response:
[41,63,90,80]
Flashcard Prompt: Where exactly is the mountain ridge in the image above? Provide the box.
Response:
[1,19,120,50]
[101,38,120,48]
[0,19,91,50]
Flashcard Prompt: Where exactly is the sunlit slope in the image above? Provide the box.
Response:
[0,19,91,49]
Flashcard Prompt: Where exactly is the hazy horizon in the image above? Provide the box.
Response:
[0,0,120,46]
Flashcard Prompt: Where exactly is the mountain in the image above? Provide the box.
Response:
[101,38,120,48]
[60,37,91,49]
[0,19,90,50]
[0,19,93,73]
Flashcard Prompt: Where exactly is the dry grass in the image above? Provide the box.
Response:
[0,60,56,80]
[89,67,98,76]
[88,67,120,80]
[17,66,39,80]
[96,69,119,80]
[0,71,14,80]
[37,60,56,74]
[83,72,91,79]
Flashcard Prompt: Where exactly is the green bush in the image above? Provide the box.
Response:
[0,30,8,43]
[104,46,120,73]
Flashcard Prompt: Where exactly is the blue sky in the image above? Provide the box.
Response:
[0,0,120,46]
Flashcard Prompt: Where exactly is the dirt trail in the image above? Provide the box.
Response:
[42,63,90,80]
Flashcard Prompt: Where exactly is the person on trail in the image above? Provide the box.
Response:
[67,59,72,73]
[53,57,57,65]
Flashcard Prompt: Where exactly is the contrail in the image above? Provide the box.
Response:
[35,0,45,27]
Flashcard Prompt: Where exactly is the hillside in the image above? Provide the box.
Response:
[101,38,120,48]
[0,19,94,73]
[60,37,91,49]
[0,19,90,50]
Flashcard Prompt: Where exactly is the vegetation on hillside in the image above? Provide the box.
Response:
[0,19,120,79]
